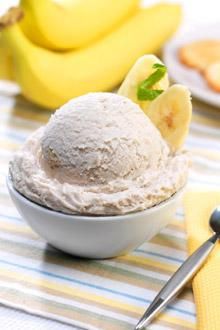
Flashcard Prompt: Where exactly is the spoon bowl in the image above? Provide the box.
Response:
[210,206,220,235]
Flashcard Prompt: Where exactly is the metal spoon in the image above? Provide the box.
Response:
[135,206,220,330]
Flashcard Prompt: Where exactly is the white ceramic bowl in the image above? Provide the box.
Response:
[7,176,183,259]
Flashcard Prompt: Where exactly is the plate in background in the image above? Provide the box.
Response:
[163,23,220,108]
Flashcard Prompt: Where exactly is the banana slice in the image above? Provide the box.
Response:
[146,84,192,151]
[118,54,169,113]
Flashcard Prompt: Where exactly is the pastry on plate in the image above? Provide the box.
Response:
[179,39,220,71]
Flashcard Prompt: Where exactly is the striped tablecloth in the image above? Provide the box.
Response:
[0,93,219,330]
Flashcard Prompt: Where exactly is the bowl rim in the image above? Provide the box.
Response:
[6,175,184,222]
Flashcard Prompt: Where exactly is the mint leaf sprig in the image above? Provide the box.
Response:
[137,63,167,101]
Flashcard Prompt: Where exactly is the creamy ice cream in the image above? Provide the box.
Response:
[9,93,189,215]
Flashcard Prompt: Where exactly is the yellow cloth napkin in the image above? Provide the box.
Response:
[184,191,220,330]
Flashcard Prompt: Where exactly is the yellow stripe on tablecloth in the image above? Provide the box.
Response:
[0,98,51,123]
[0,288,192,330]
[192,100,220,127]
[187,147,220,161]
[0,267,143,315]
[0,221,37,237]
[0,268,195,329]
[0,113,42,131]
[0,140,20,151]
[118,255,177,272]
[192,113,220,128]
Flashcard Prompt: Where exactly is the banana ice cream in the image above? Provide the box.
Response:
[9,93,189,215]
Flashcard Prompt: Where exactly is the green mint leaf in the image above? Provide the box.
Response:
[152,63,166,69]
[137,88,164,101]
[137,63,167,101]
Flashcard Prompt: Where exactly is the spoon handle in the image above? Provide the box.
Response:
[135,233,218,330]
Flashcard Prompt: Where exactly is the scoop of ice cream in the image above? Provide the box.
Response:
[40,93,169,185]
[9,92,189,215]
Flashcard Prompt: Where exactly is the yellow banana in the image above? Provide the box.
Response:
[118,54,169,113]
[146,84,192,151]
[0,4,181,109]
[0,34,13,80]
[20,0,139,50]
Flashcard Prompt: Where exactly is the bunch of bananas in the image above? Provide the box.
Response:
[0,0,181,109]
